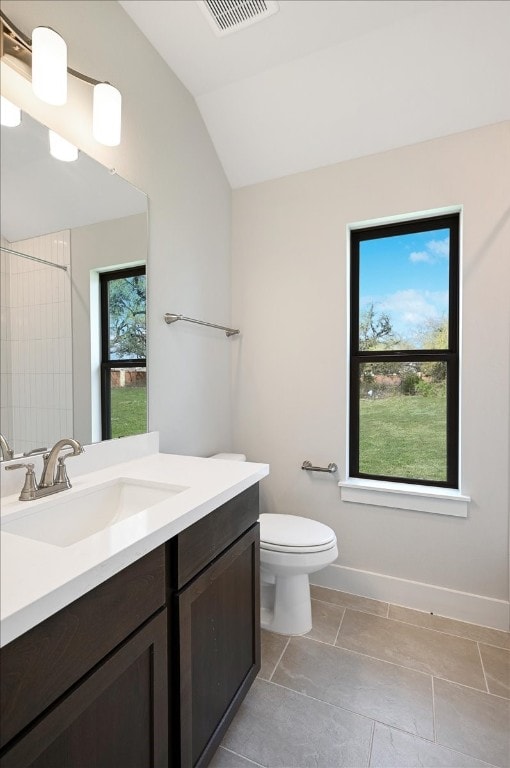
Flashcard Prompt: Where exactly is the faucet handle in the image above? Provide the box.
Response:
[5,462,35,471]
[5,463,39,501]
[54,456,71,486]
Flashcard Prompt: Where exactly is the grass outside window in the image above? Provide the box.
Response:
[110,385,147,439]
[359,393,447,483]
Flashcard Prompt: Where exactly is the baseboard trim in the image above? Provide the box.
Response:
[310,564,510,631]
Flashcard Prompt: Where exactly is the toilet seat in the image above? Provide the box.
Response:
[260,540,337,554]
[260,513,336,554]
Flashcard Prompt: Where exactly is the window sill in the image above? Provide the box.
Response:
[338,478,470,517]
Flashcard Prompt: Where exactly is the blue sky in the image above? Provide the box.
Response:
[359,228,449,344]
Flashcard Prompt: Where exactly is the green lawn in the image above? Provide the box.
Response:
[359,395,446,482]
[110,386,147,439]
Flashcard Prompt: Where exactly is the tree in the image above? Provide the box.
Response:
[358,304,402,394]
[418,317,448,382]
[108,275,146,359]
[359,303,398,351]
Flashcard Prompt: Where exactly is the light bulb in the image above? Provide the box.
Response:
[93,83,121,146]
[0,96,21,127]
[32,26,67,106]
[49,130,78,162]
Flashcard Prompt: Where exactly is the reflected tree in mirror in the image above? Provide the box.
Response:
[108,272,146,360]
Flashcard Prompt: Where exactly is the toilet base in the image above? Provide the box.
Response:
[260,572,312,635]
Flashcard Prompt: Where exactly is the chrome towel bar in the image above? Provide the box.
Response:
[164,313,239,337]
[302,460,338,473]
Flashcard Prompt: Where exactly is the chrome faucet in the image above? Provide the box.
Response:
[0,432,14,461]
[5,438,84,501]
[39,438,83,489]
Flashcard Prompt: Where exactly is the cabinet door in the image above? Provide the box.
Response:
[0,544,166,749]
[0,611,168,768]
[174,524,260,768]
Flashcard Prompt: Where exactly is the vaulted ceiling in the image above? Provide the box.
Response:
[120,0,510,188]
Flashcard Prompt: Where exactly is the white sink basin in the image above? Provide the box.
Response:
[2,477,188,547]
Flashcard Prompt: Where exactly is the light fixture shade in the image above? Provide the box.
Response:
[93,82,121,146]
[0,96,21,127]
[49,129,79,162]
[32,26,67,106]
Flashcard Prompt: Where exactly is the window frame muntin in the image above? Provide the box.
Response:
[99,265,147,440]
[349,213,460,489]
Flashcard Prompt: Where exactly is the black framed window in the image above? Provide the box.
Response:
[349,213,459,488]
[100,266,147,440]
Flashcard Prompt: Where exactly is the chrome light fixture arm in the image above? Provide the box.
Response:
[0,12,101,87]
[1,11,122,147]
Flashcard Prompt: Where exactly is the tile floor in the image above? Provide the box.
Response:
[210,586,510,768]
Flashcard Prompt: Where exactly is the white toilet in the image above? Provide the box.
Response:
[259,513,338,635]
[210,453,338,636]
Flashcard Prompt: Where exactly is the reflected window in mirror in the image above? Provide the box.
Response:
[99,266,147,440]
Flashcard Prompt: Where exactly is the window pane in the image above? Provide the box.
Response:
[358,361,447,483]
[359,228,449,351]
[107,274,146,360]
[110,367,147,438]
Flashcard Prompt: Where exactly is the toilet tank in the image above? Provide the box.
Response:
[209,453,247,461]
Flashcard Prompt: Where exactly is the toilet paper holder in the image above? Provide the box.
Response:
[301,460,338,473]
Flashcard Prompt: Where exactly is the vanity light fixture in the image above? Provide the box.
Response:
[0,11,122,147]
[31,26,67,106]
[92,82,122,147]
[0,95,21,126]
[49,129,79,162]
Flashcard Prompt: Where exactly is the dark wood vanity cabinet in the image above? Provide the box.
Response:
[172,525,260,767]
[0,483,260,768]
[0,546,168,768]
[169,482,261,768]
[0,612,168,768]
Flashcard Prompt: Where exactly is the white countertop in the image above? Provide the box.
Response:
[0,452,269,647]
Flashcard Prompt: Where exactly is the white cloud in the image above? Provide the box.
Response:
[427,237,449,257]
[378,289,448,341]
[408,236,449,265]
[409,250,434,263]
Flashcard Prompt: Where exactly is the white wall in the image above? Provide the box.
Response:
[1,0,232,458]
[232,122,510,622]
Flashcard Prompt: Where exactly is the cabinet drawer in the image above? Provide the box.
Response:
[0,545,166,749]
[169,484,259,589]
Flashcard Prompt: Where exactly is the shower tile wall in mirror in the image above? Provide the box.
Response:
[1,231,72,456]
[0,109,148,460]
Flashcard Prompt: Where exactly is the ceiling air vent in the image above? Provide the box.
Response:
[197,1,279,37]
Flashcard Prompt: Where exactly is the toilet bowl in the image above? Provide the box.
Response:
[259,513,338,635]
[209,454,338,636]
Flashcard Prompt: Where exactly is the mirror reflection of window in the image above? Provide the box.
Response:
[99,266,147,440]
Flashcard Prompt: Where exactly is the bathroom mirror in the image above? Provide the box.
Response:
[0,109,148,460]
